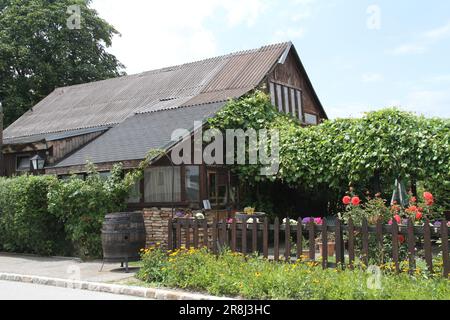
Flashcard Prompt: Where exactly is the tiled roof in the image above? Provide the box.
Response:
[53,101,225,167]
[4,42,290,143]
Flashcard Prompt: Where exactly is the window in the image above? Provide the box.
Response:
[276,84,283,112]
[185,166,200,202]
[283,86,290,114]
[144,167,181,203]
[296,90,303,121]
[208,170,228,208]
[269,82,276,106]
[290,88,297,118]
[305,113,318,125]
[99,171,111,180]
[269,82,303,121]
[128,179,142,204]
[16,156,30,171]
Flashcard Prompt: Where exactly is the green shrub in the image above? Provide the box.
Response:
[47,164,130,259]
[0,175,69,255]
[137,247,450,300]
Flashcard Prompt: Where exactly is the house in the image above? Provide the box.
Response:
[0,42,327,210]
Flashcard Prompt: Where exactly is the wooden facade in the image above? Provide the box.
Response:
[1,43,325,211]
[1,130,104,177]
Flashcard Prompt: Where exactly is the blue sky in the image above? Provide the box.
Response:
[92,0,450,118]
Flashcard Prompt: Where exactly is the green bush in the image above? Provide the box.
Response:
[0,175,69,255]
[137,247,450,300]
[47,164,130,259]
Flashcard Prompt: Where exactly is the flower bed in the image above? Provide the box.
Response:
[137,246,450,300]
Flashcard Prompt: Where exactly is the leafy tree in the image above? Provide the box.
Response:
[0,0,124,126]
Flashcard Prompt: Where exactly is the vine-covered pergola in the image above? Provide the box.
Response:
[209,92,450,214]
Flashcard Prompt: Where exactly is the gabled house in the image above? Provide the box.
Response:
[0,42,327,210]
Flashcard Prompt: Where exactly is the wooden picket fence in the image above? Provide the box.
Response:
[167,217,450,278]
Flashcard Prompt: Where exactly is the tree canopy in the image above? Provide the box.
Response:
[210,92,450,203]
[0,0,124,126]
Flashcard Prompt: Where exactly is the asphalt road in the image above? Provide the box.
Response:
[0,280,146,300]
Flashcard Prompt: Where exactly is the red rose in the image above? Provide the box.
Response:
[415,212,423,220]
[423,192,433,201]
[351,196,361,206]
[394,215,401,224]
[342,196,351,205]
[410,196,417,203]
[398,235,405,244]
[426,199,434,207]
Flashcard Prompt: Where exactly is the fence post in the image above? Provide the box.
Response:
[221,219,227,248]
[212,218,218,254]
[274,218,280,261]
[242,219,247,255]
[335,218,342,267]
[423,219,433,273]
[407,218,416,274]
[322,218,328,269]
[285,219,291,261]
[185,219,191,249]
[176,219,182,249]
[296,218,303,260]
[361,218,369,267]
[252,219,258,254]
[309,221,315,261]
[202,218,208,249]
[441,220,449,278]
[348,218,355,270]
[391,219,400,273]
[263,217,269,259]
[376,219,383,264]
[231,218,237,252]
[168,217,173,251]
[193,219,199,249]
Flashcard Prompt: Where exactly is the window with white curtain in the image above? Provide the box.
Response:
[16,155,30,171]
[144,167,181,202]
[185,166,200,202]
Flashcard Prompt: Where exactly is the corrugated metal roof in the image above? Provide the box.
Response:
[53,102,225,168]
[4,42,290,144]
[3,126,110,146]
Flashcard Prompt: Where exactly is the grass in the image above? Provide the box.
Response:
[135,246,450,300]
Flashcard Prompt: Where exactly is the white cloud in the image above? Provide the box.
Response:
[220,0,269,27]
[91,0,268,74]
[389,21,450,56]
[406,90,450,117]
[423,22,450,41]
[273,27,305,42]
[325,104,380,119]
[362,73,384,83]
[390,44,427,55]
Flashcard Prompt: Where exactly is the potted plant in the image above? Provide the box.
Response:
[316,233,336,257]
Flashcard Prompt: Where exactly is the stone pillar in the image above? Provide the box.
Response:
[142,208,172,249]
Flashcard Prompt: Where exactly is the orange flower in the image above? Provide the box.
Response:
[342,196,351,205]
[351,197,361,206]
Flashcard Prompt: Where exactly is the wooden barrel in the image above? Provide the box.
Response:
[101,212,146,263]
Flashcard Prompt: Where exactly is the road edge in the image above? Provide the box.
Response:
[0,273,232,300]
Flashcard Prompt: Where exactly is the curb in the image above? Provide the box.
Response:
[0,273,231,300]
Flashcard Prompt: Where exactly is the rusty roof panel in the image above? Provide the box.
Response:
[4,42,290,143]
